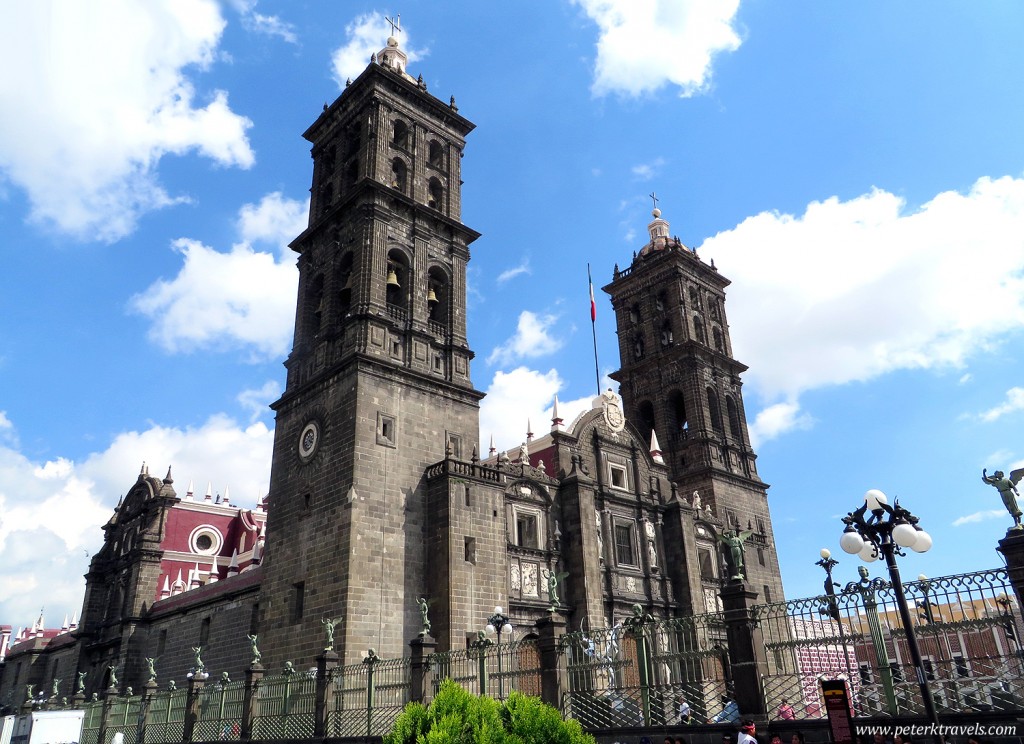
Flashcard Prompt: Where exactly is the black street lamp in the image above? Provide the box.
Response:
[839,489,940,732]
[484,606,513,697]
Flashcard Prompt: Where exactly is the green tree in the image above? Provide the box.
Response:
[384,680,594,744]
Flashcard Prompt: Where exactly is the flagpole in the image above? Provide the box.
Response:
[588,263,601,396]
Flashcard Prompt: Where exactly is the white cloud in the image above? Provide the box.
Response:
[747,400,814,449]
[978,387,1024,422]
[237,381,281,423]
[227,0,297,43]
[331,14,427,87]
[632,157,666,180]
[958,373,973,385]
[479,368,563,452]
[573,0,742,97]
[497,260,532,284]
[0,1,254,241]
[700,177,1024,409]
[952,510,1009,527]
[0,411,273,625]
[131,194,306,358]
[487,311,564,366]
[237,191,310,256]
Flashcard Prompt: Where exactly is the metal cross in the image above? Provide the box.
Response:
[649,192,659,210]
[385,14,401,37]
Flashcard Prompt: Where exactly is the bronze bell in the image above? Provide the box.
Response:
[386,267,400,288]
[427,287,438,304]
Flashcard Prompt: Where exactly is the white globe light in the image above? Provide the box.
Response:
[502,623,513,635]
[918,574,928,582]
[858,542,879,562]
[911,530,933,553]
[494,606,503,615]
[864,489,888,512]
[892,523,918,547]
[485,624,496,636]
[840,530,864,554]
[820,548,831,560]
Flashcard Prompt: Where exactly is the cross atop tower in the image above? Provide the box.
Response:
[385,14,401,38]
[649,191,659,211]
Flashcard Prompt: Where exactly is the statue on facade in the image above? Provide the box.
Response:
[417,597,433,637]
[545,569,569,611]
[108,666,119,689]
[145,658,157,683]
[982,467,1024,530]
[191,647,205,673]
[51,679,60,697]
[718,529,753,580]
[322,617,341,651]
[247,634,262,665]
[691,490,702,512]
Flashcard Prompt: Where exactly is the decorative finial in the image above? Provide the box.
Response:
[450,95,458,111]
[650,191,660,217]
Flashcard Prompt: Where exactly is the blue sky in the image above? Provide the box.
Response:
[1,1,1023,629]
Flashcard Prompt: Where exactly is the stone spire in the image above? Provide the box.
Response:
[551,395,564,431]
[204,482,213,502]
[650,429,664,465]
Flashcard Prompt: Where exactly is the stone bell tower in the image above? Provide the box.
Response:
[259,31,484,664]
[605,205,785,604]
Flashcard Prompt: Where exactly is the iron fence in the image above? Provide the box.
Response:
[250,672,315,740]
[144,689,187,744]
[757,567,1022,719]
[328,656,411,737]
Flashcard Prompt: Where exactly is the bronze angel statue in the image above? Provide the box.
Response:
[983,467,1024,530]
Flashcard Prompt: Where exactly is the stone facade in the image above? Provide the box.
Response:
[0,34,787,710]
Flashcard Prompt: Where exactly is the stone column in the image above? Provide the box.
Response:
[96,688,119,744]
[241,664,264,741]
[719,581,768,719]
[313,649,339,738]
[182,674,207,744]
[998,531,1024,607]
[138,680,158,744]
[535,614,567,709]
[409,636,437,705]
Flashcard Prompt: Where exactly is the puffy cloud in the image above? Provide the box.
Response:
[0,0,253,241]
[700,177,1024,407]
[747,401,814,448]
[0,411,273,624]
[480,368,563,451]
[978,387,1024,422]
[237,191,310,256]
[478,367,614,453]
[331,14,427,87]
[131,193,306,358]
[573,0,741,97]
[487,311,564,366]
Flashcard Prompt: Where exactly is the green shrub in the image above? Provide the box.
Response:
[384,680,594,744]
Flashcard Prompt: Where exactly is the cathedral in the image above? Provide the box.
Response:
[0,31,784,709]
